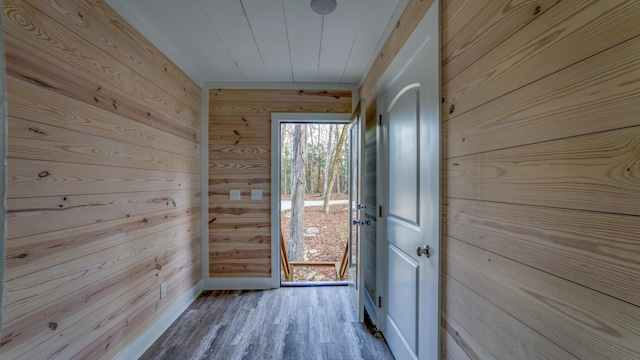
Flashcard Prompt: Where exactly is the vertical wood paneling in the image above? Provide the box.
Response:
[1,0,201,358]
[208,89,351,278]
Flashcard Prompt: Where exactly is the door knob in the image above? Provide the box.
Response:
[416,245,430,257]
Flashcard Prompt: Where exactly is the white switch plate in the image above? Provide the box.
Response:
[160,282,167,299]
[229,190,241,201]
[251,189,262,200]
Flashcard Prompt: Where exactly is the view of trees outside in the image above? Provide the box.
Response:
[281,123,350,265]
[281,123,350,199]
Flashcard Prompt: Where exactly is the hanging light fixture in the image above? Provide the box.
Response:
[310,0,337,15]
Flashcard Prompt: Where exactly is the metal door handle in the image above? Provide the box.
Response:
[416,245,430,257]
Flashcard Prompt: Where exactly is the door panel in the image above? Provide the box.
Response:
[388,244,418,352]
[380,2,440,360]
[388,87,420,225]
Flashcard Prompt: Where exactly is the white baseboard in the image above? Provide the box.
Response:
[364,291,378,325]
[114,280,203,360]
[204,277,276,290]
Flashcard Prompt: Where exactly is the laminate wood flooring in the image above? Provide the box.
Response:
[139,286,395,360]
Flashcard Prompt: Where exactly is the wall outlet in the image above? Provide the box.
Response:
[251,189,262,200]
[160,282,167,299]
[229,189,241,201]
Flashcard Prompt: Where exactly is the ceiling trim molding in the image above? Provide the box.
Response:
[359,0,410,87]
[105,0,203,87]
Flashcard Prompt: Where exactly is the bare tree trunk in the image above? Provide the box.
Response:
[323,125,334,198]
[289,124,307,261]
[322,124,348,214]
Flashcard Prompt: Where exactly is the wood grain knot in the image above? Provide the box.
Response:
[17,253,28,259]
[449,104,455,114]
[49,323,58,331]
[38,171,50,178]
[23,76,55,90]
[156,263,162,270]
[28,127,46,136]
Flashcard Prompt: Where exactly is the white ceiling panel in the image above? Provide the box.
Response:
[317,1,358,83]
[283,0,323,83]
[126,0,245,81]
[198,0,269,82]
[241,0,293,82]
[107,0,403,85]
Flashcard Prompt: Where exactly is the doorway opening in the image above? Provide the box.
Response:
[279,122,351,283]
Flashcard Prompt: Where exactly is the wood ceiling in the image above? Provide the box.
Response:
[107,0,404,85]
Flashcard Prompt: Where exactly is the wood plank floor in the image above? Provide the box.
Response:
[140,286,395,360]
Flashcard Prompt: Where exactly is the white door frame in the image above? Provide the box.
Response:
[270,113,352,288]
[375,0,441,338]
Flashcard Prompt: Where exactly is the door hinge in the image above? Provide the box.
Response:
[379,205,382,218]
[378,296,382,308]
[379,114,382,126]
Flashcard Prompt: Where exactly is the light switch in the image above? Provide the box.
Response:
[251,189,262,200]
[229,190,241,201]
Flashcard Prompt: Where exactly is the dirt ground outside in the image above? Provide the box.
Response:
[280,195,351,282]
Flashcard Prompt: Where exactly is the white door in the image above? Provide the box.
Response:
[348,101,365,322]
[380,3,440,360]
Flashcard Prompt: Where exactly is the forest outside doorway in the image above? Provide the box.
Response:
[279,123,351,283]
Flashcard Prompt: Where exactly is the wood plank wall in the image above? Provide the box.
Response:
[1,0,201,358]
[208,89,351,278]
[441,0,640,358]
[361,0,640,358]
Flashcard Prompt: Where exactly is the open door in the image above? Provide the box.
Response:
[348,100,365,322]
[379,2,440,359]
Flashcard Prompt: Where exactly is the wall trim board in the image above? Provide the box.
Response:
[364,290,378,325]
[204,277,276,290]
[113,280,204,360]
[203,82,357,90]
[104,0,201,87]
[0,12,6,336]
[271,112,353,289]
[200,85,209,282]
[204,82,359,112]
